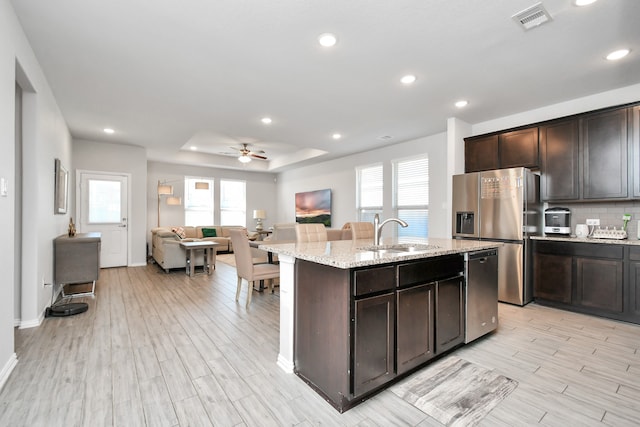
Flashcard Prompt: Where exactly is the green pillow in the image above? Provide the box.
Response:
[202,228,217,237]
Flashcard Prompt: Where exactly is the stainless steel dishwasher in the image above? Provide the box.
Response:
[464,249,499,343]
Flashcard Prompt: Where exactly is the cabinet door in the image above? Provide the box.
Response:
[628,258,640,320]
[540,119,580,201]
[435,276,464,354]
[353,293,395,396]
[396,284,435,375]
[632,106,640,198]
[581,108,628,199]
[533,253,572,304]
[499,127,539,169]
[575,257,623,313]
[464,135,499,172]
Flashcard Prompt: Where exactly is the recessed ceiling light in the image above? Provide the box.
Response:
[606,49,630,61]
[332,133,342,140]
[575,0,597,6]
[103,128,114,134]
[190,146,197,151]
[400,75,417,85]
[318,33,337,47]
[455,100,469,108]
[261,117,272,125]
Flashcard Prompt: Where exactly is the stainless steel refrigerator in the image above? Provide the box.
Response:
[452,167,541,306]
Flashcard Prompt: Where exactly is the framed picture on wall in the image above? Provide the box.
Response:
[295,188,331,227]
[54,158,68,214]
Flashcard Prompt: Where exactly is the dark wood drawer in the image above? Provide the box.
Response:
[398,255,463,288]
[353,265,396,297]
[534,240,623,259]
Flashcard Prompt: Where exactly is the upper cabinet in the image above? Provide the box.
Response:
[464,128,538,173]
[580,108,628,200]
[464,135,499,172]
[466,102,639,202]
[499,128,539,169]
[540,119,580,201]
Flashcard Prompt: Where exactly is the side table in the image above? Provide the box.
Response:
[180,241,218,276]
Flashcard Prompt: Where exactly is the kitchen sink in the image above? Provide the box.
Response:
[358,243,440,254]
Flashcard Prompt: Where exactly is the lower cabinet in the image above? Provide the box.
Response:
[533,239,637,324]
[396,284,435,375]
[436,276,465,353]
[533,252,572,304]
[575,257,623,313]
[294,254,468,412]
[353,292,395,396]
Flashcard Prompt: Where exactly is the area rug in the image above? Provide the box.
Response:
[216,253,236,267]
[390,356,518,426]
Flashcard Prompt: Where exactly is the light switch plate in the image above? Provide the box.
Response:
[0,177,7,197]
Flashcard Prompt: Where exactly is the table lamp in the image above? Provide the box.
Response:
[253,209,266,231]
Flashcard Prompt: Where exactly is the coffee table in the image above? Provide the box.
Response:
[179,241,218,276]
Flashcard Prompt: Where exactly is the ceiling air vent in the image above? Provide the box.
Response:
[512,2,552,31]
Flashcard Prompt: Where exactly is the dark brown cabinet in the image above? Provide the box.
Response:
[632,106,640,198]
[532,239,639,324]
[580,108,629,199]
[499,128,539,169]
[435,276,465,353]
[353,292,395,396]
[539,119,580,201]
[294,253,466,412]
[464,128,539,173]
[396,284,435,375]
[464,135,498,172]
[629,248,640,318]
[533,252,572,304]
[575,257,623,313]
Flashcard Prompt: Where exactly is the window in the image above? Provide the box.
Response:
[184,178,214,226]
[220,179,246,226]
[393,156,429,238]
[356,164,383,222]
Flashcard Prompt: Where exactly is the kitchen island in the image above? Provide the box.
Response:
[260,237,501,412]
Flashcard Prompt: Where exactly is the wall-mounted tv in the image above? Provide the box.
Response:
[295,188,331,227]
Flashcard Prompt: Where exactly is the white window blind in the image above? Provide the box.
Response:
[356,164,383,222]
[184,178,214,226]
[220,179,246,226]
[394,157,429,237]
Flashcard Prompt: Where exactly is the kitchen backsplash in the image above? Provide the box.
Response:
[546,200,640,240]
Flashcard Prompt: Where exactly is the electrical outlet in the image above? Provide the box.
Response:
[586,219,600,226]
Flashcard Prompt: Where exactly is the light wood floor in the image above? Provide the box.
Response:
[1,260,639,426]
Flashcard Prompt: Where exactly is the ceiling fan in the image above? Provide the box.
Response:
[229,143,268,163]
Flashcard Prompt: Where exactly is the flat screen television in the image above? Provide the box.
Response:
[295,188,331,227]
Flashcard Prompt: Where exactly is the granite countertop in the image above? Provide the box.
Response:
[259,237,502,269]
[532,235,640,246]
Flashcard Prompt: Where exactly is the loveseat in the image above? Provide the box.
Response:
[151,225,256,273]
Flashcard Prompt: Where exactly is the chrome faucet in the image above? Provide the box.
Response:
[373,214,408,246]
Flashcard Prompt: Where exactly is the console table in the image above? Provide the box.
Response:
[180,241,218,276]
[54,232,101,297]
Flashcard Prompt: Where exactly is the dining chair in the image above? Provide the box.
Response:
[348,222,374,241]
[229,229,280,308]
[295,223,328,243]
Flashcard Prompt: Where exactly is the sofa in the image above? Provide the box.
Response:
[151,225,256,273]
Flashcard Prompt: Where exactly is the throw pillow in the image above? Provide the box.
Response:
[171,226,186,239]
[202,227,217,237]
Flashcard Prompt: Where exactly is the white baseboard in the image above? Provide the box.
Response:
[0,353,18,393]
[19,310,44,329]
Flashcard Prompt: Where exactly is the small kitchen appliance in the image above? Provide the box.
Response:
[544,207,571,235]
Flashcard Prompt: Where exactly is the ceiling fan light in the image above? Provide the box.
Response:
[238,155,251,163]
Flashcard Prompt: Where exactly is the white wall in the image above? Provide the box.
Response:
[73,139,148,266]
[147,161,277,250]
[1,0,73,388]
[472,83,640,136]
[276,132,450,238]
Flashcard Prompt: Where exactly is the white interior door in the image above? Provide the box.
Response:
[78,172,128,268]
